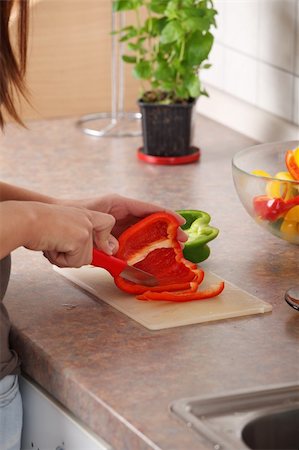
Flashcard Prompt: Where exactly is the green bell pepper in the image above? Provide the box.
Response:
[177,209,219,263]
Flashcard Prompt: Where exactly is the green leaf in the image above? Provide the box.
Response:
[186,31,214,65]
[185,73,201,98]
[113,0,135,12]
[122,55,137,63]
[113,0,143,11]
[174,84,189,99]
[171,59,187,74]
[128,42,142,51]
[182,0,197,7]
[160,20,183,44]
[154,61,174,82]
[182,17,211,32]
[161,80,175,91]
[201,87,210,97]
[165,1,180,19]
[181,5,217,27]
[118,25,137,33]
[149,0,168,14]
[205,8,218,27]
[119,26,138,41]
[181,7,207,19]
[144,17,168,37]
[133,60,152,79]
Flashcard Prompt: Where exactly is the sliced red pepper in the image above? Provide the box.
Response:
[115,212,201,294]
[114,279,203,295]
[285,150,299,181]
[253,195,299,221]
[137,282,225,302]
[114,212,224,302]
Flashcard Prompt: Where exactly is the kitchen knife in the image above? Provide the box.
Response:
[91,248,158,287]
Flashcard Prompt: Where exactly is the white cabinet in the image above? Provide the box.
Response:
[20,376,113,450]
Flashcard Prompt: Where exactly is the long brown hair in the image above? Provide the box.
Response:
[0,0,29,129]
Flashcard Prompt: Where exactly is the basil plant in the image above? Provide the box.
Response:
[113,0,217,103]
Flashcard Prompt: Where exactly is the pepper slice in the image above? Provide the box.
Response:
[137,282,225,302]
[253,195,299,221]
[285,148,299,181]
[251,169,295,200]
[280,205,299,239]
[114,212,224,302]
[177,209,219,263]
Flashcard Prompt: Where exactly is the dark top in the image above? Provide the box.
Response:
[0,255,20,379]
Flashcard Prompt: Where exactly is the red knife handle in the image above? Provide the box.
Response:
[91,248,126,278]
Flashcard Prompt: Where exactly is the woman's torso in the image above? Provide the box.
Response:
[0,255,20,379]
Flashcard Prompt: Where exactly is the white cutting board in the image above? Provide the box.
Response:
[53,266,272,330]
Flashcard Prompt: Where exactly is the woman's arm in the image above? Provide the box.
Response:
[0,200,117,265]
[0,181,56,203]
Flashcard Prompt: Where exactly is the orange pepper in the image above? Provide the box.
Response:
[286,149,299,181]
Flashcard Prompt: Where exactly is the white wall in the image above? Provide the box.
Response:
[197,0,299,141]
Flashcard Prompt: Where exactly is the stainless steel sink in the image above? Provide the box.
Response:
[170,383,299,450]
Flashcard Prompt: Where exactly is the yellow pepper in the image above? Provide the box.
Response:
[284,205,299,221]
[251,170,295,199]
[280,206,299,238]
[293,147,299,167]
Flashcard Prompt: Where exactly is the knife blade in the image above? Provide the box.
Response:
[91,248,158,287]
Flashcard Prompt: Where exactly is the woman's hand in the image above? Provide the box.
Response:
[0,201,118,267]
[57,194,188,243]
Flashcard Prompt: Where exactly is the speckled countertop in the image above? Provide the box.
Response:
[1,115,298,450]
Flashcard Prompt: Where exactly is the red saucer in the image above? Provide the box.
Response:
[137,146,200,165]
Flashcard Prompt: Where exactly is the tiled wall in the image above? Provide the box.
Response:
[201,0,299,126]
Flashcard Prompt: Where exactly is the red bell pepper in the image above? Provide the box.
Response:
[253,195,299,221]
[114,212,224,302]
[137,282,225,302]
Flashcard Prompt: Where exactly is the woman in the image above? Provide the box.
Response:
[0,2,186,449]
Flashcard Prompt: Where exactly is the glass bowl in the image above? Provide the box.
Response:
[232,140,299,245]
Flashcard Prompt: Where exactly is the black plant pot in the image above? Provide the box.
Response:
[138,100,195,158]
